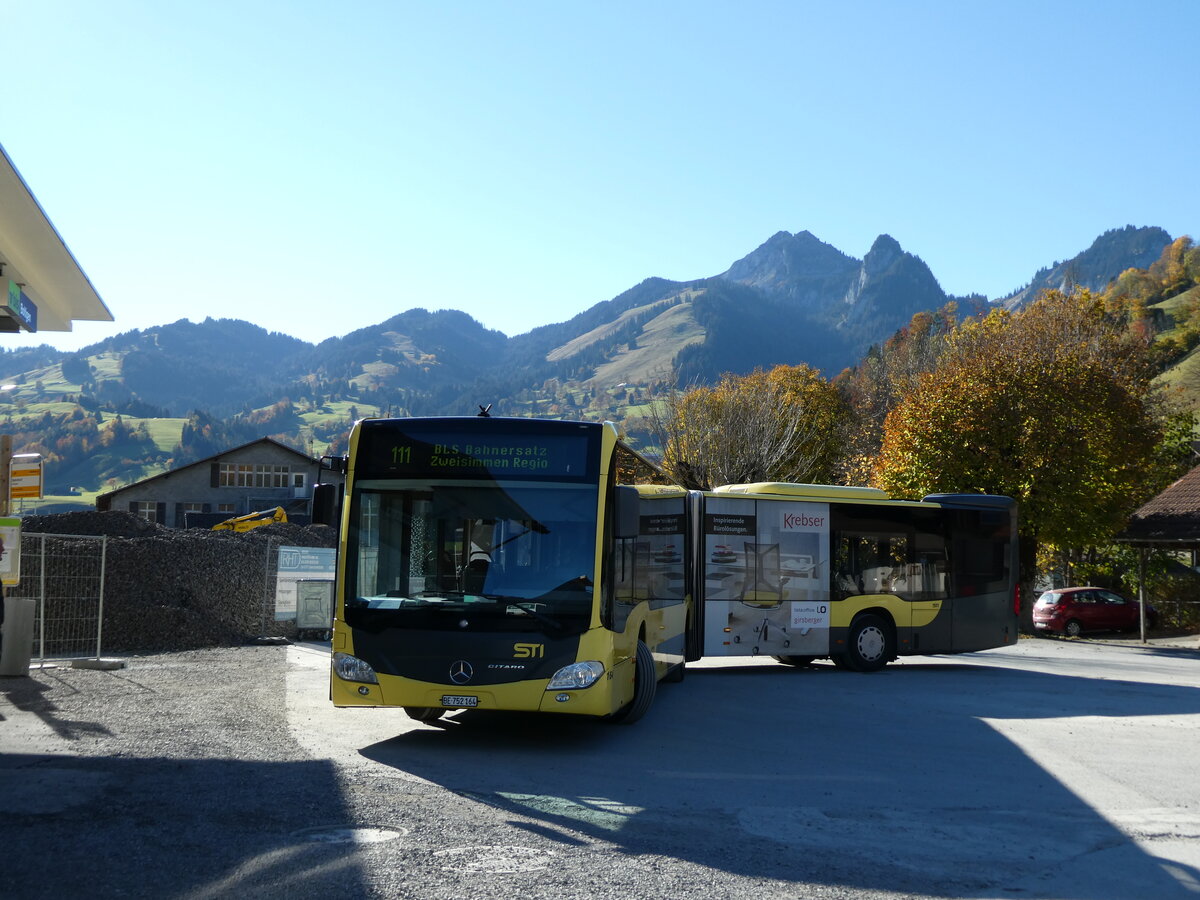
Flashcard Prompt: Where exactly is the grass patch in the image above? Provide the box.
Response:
[133,417,186,452]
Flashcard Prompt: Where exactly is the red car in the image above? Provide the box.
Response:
[1032,587,1158,637]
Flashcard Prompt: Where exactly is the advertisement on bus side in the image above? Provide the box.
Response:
[702,497,830,657]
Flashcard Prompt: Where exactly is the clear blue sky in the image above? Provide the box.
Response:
[3,0,1197,352]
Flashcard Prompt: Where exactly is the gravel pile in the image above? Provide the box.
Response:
[20,509,167,538]
[19,511,338,653]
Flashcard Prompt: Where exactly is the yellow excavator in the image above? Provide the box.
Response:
[212,506,288,532]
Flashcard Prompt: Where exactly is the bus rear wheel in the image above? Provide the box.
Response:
[403,707,444,723]
[846,614,893,672]
[612,640,656,724]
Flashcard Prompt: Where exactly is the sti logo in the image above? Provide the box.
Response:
[513,643,544,658]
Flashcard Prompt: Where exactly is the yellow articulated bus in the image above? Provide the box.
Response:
[314,415,690,724]
[315,416,1019,725]
[692,482,1019,672]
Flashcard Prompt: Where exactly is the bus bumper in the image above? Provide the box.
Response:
[330,667,622,717]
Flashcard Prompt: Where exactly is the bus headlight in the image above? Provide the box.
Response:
[546,661,605,690]
[333,652,379,684]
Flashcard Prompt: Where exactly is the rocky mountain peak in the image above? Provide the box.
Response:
[862,234,905,274]
[721,229,859,288]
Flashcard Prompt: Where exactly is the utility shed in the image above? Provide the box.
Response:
[1116,464,1200,646]
[1118,465,1200,553]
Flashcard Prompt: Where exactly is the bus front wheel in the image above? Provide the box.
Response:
[846,614,893,672]
[612,640,656,724]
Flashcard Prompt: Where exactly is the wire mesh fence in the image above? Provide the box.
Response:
[1,524,336,667]
[8,532,108,662]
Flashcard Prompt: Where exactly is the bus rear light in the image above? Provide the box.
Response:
[334,652,379,684]
[1013,584,1022,616]
[546,661,604,690]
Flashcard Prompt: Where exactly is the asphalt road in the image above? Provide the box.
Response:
[3,635,1200,899]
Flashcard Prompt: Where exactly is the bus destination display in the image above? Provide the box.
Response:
[360,427,594,479]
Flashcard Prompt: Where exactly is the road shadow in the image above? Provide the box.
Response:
[359,658,1200,897]
[0,753,371,899]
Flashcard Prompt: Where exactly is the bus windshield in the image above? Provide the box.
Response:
[346,478,599,636]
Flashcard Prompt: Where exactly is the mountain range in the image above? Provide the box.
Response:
[0,224,1177,497]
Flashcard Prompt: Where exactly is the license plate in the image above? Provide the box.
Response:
[441,695,478,708]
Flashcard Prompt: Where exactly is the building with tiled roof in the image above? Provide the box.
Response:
[1119,465,1200,549]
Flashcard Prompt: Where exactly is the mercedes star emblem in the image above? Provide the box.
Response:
[449,660,473,685]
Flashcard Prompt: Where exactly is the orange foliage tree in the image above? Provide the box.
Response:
[874,289,1191,621]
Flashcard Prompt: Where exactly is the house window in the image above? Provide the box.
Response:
[219,463,292,488]
[218,504,236,513]
[134,501,158,523]
[292,473,306,489]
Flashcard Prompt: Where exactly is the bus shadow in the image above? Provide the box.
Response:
[0,752,366,898]
[360,659,1200,898]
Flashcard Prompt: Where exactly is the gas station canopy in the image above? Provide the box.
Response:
[0,142,112,334]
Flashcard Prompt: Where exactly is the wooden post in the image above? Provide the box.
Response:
[1138,546,1148,645]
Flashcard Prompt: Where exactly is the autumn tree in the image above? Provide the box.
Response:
[651,364,846,490]
[834,304,958,482]
[1101,235,1200,364]
[874,289,1191,623]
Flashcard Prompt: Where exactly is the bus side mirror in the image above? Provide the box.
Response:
[614,486,640,540]
[312,482,341,527]
[320,455,348,476]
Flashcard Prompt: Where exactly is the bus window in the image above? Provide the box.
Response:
[833,532,907,597]
[950,509,1011,597]
[830,505,949,601]
[607,495,686,631]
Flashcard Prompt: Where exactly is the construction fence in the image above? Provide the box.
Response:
[7,532,107,663]
[3,532,334,667]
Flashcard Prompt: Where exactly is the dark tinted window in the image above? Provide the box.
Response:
[948,508,1011,597]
